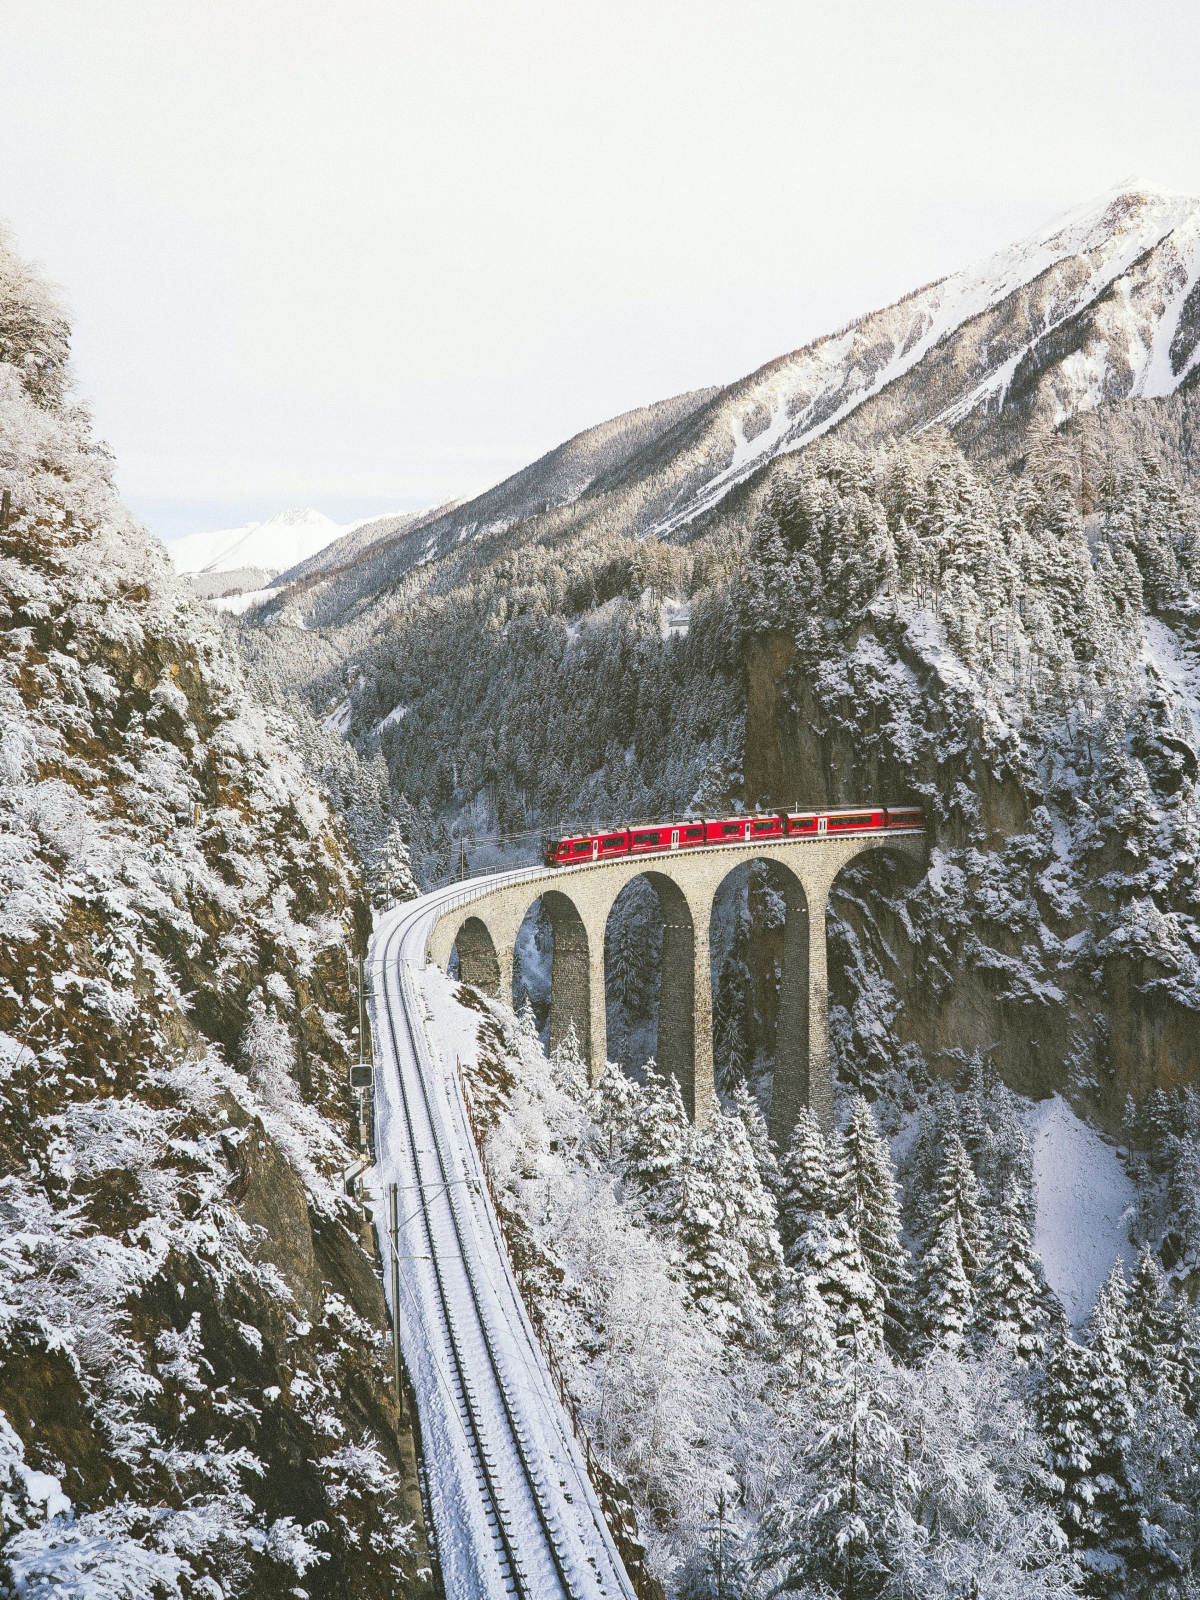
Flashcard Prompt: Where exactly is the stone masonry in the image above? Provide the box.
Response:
[425,831,926,1136]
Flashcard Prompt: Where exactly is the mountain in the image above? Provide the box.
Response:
[0,225,431,1592]
[248,183,1200,636]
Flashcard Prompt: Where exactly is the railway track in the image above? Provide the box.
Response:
[371,871,637,1599]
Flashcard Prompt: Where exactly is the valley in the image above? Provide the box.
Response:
[5,178,1200,1597]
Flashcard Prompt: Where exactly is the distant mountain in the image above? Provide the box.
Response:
[252,183,1200,632]
[629,181,1200,536]
[166,506,348,579]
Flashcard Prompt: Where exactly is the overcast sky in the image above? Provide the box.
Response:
[3,1,1200,540]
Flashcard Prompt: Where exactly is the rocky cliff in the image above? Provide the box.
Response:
[740,431,1200,1127]
[0,231,430,1595]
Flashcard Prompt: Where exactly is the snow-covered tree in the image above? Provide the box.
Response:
[775,1265,837,1392]
[757,1336,916,1599]
[676,1489,747,1600]
[730,1079,778,1195]
[916,1129,984,1353]
[550,1018,587,1098]
[777,1110,882,1353]
[676,1105,780,1337]
[839,1096,911,1353]
[516,994,540,1040]
[589,1059,640,1162]
[625,1060,689,1214]
[777,1108,836,1257]
[370,817,418,908]
[975,1179,1046,1360]
[1125,1245,1173,1398]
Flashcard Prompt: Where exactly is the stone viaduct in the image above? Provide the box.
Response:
[425,830,926,1139]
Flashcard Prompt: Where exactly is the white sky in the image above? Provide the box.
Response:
[3,1,1200,539]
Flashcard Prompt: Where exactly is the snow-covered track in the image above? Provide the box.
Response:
[371,871,637,1600]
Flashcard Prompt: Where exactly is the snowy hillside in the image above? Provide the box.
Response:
[638,182,1200,536]
[0,228,430,1594]
[243,183,1200,637]
[165,505,346,577]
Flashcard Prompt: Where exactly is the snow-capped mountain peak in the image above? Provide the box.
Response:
[640,182,1200,536]
[165,506,343,577]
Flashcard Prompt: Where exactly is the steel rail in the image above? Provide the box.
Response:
[378,911,530,1594]
[374,884,637,1599]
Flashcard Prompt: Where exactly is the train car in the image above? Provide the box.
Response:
[786,811,819,836]
[629,825,674,854]
[889,806,928,832]
[543,804,917,866]
[825,807,886,833]
[544,834,596,866]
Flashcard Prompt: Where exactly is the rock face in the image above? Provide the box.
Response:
[0,230,429,1595]
[739,434,1200,1128]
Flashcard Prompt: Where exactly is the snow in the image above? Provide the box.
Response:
[647,183,1200,539]
[1142,614,1200,745]
[372,702,408,735]
[323,697,352,737]
[210,585,279,615]
[1025,1095,1137,1324]
[164,507,343,577]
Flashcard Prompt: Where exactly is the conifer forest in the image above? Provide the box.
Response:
[6,41,1200,1594]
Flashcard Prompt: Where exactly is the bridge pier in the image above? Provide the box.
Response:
[425,830,925,1143]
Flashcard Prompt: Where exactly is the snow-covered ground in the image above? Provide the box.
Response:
[1025,1094,1138,1324]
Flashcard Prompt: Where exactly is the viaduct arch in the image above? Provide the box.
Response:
[426,830,925,1137]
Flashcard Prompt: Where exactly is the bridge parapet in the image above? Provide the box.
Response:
[425,830,926,1137]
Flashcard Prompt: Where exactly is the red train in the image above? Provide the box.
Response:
[543,806,924,867]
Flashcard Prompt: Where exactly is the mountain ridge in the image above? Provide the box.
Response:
[248,183,1200,636]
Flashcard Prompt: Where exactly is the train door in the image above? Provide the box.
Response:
[670,828,680,851]
[591,838,599,861]
[817,815,828,835]
[744,820,752,841]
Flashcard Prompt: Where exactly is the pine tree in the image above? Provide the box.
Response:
[777,1109,835,1262]
[515,994,539,1041]
[589,1059,638,1162]
[1039,1263,1140,1595]
[676,1105,780,1336]
[777,1111,882,1353]
[370,818,418,908]
[758,1332,916,1599]
[1038,1315,1100,1547]
[916,1130,984,1353]
[625,1060,688,1215]
[775,1265,837,1392]
[839,1096,911,1354]
[550,1018,587,1098]
[975,1178,1046,1360]
[676,1489,747,1600]
[731,1079,778,1195]
[1126,1245,1173,1398]
[1077,1261,1138,1596]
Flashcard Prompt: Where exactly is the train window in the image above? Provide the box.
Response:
[790,816,817,829]
[753,819,776,833]
[602,835,624,849]
[633,832,660,846]
[721,823,740,836]
[684,826,703,839]
[573,841,591,854]
[829,814,873,828]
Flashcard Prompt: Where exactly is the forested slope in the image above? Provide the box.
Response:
[0,229,429,1596]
